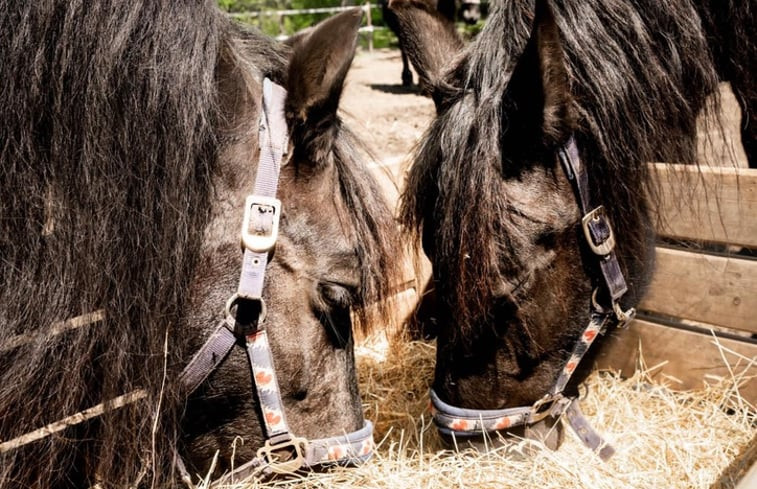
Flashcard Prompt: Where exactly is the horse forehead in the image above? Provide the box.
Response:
[282,202,355,248]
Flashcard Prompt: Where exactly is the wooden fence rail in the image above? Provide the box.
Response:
[228,2,385,50]
[370,159,757,404]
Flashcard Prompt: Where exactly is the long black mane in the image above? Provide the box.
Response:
[400,0,722,330]
[0,2,398,487]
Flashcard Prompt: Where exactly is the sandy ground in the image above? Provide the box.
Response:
[339,49,748,167]
[340,50,435,163]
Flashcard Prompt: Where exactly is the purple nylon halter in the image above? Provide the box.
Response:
[177,78,374,486]
[429,137,636,461]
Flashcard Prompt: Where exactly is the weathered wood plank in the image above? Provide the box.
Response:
[642,247,757,335]
[651,164,757,248]
[374,160,757,247]
[713,433,757,489]
[595,319,757,405]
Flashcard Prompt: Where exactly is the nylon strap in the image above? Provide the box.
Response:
[179,321,237,395]
[210,421,375,487]
[245,330,290,438]
[237,78,288,301]
[558,137,629,303]
[176,78,375,485]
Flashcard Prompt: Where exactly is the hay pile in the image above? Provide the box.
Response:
[221,333,754,489]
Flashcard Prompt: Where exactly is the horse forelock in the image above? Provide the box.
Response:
[401,0,721,338]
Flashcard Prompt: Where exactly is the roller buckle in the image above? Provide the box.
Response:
[241,195,281,253]
[581,206,615,256]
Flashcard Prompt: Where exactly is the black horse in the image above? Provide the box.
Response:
[391,0,753,451]
[380,0,481,87]
[0,3,401,487]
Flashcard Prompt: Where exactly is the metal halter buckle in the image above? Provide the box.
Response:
[528,394,570,424]
[612,302,636,329]
[581,206,615,256]
[256,435,309,475]
[591,289,636,329]
[241,195,281,252]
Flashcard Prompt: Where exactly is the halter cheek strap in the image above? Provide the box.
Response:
[430,136,635,461]
[177,78,373,486]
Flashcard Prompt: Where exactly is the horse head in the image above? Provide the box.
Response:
[0,4,400,486]
[393,0,719,452]
[182,8,403,480]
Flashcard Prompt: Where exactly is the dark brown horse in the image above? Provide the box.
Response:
[391,0,752,451]
[0,3,400,487]
[380,0,480,87]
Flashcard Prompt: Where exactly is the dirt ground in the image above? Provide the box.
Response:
[340,50,435,163]
[339,49,748,167]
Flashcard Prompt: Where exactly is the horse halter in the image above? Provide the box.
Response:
[177,78,373,486]
[429,136,636,461]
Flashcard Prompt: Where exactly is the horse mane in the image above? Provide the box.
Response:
[0,2,283,486]
[330,127,404,333]
[400,0,722,331]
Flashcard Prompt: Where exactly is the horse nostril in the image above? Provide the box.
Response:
[292,389,308,401]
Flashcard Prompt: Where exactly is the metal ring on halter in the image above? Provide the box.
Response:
[590,288,610,314]
[528,393,571,424]
[256,435,309,475]
[225,293,267,326]
[612,302,636,328]
[592,288,635,327]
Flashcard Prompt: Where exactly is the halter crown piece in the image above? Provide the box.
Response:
[178,78,374,487]
[429,136,636,461]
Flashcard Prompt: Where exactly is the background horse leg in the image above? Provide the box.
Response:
[401,48,413,87]
[382,0,414,86]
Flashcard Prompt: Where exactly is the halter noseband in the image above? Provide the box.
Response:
[429,136,636,461]
[177,78,373,485]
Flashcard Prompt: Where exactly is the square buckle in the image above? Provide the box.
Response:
[256,435,309,474]
[581,206,616,256]
[241,195,281,253]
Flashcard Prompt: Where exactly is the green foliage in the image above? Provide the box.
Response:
[218,1,482,48]
[358,27,398,51]
[219,1,395,38]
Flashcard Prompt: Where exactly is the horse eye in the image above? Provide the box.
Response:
[316,282,356,349]
[318,282,356,310]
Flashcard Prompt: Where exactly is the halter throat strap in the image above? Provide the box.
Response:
[177,78,373,485]
[430,136,636,461]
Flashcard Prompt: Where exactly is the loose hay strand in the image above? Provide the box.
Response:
[0,389,147,454]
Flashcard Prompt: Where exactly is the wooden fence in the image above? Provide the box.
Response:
[370,159,757,405]
[596,164,756,403]
[229,2,385,50]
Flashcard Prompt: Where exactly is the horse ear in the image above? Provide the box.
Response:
[387,0,464,109]
[282,26,313,52]
[507,0,574,146]
[285,8,362,124]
